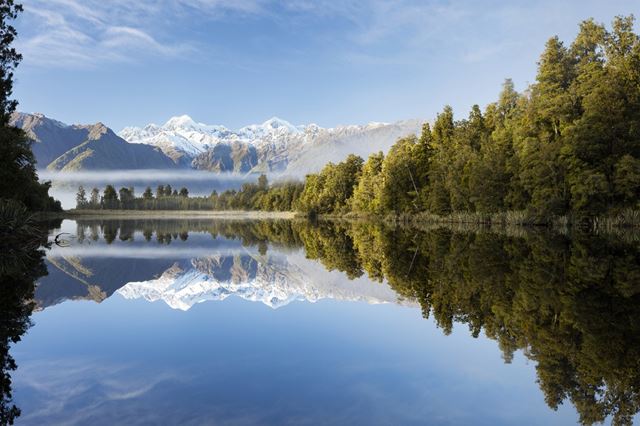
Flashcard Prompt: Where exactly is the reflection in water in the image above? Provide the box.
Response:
[16,218,640,424]
[0,201,59,425]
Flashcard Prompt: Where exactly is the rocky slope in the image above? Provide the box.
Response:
[13,112,422,174]
[11,112,178,171]
[121,115,422,174]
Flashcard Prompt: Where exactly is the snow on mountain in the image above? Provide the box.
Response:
[237,117,302,140]
[119,115,422,173]
[117,251,407,311]
[120,115,235,163]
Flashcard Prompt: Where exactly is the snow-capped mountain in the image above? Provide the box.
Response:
[117,252,406,310]
[120,115,236,164]
[120,115,422,174]
[13,111,422,175]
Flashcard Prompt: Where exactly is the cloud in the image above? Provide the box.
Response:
[14,358,188,425]
[17,0,242,68]
[17,0,591,70]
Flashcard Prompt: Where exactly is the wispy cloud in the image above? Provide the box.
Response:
[17,0,505,69]
[18,0,608,71]
[18,0,258,68]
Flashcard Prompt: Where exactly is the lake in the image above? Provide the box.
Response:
[3,218,639,425]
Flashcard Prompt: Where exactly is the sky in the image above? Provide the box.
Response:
[13,0,640,131]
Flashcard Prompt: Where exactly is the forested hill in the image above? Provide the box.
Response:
[74,17,639,225]
[296,16,640,221]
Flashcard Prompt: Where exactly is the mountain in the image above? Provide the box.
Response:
[12,112,422,174]
[121,115,422,175]
[36,255,177,309]
[11,112,179,171]
[11,112,94,167]
[39,249,405,310]
[117,252,406,310]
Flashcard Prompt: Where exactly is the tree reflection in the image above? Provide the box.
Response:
[0,201,58,425]
[73,218,640,425]
[341,223,640,426]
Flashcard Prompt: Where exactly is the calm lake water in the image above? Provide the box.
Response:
[4,218,640,425]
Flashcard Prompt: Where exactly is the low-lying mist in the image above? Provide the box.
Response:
[39,170,271,209]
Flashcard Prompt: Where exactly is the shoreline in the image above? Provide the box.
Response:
[57,210,298,220]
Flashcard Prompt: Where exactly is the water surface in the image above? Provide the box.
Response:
[5,219,640,425]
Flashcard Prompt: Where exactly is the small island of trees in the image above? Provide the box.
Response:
[74,175,304,212]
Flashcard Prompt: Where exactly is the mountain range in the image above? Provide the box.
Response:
[12,112,422,175]
[38,250,406,311]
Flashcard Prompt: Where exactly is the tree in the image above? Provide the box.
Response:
[257,174,268,191]
[118,187,134,209]
[75,186,87,209]
[427,106,455,214]
[351,152,384,214]
[0,199,54,424]
[414,123,434,208]
[90,187,100,208]
[103,185,119,209]
[375,136,422,213]
[517,36,575,216]
[0,1,59,212]
[156,185,165,199]
[143,186,153,200]
[179,187,189,197]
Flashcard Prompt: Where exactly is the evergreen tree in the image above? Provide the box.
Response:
[351,152,384,213]
[75,186,87,209]
[143,187,153,200]
[375,136,421,213]
[90,187,100,208]
[103,185,119,209]
[414,123,434,209]
[0,1,59,211]
[427,106,455,214]
[257,174,268,191]
[518,36,575,216]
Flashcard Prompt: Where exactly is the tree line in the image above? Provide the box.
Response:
[75,175,304,211]
[75,16,639,224]
[0,1,60,213]
[297,16,640,222]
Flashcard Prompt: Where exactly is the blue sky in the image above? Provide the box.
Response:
[14,0,640,131]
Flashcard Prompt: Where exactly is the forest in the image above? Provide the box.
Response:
[296,16,640,223]
[77,17,640,226]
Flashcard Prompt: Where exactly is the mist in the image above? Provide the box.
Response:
[39,170,270,209]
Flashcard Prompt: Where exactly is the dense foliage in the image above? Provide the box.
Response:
[75,175,304,211]
[297,17,640,222]
[0,1,59,212]
[0,200,58,424]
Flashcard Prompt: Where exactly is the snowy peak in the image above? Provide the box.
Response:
[238,117,301,139]
[116,253,406,311]
[164,114,197,130]
[163,114,230,135]
[118,114,422,173]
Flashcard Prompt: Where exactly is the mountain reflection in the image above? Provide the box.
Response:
[33,218,640,425]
